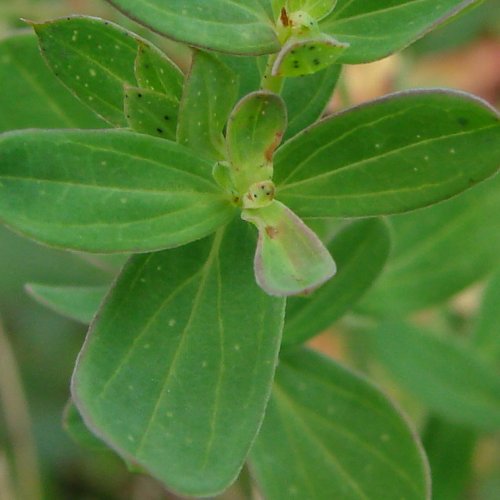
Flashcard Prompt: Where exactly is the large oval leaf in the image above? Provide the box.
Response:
[372,322,500,431]
[283,218,391,347]
[0,129,235,253]
[320,0,479,63]
[360,175,500,315]
[0,32,106,132]
[72,220,285,496]
[275,90,500,218]
[250,348,430,499]
[106,0,280,55]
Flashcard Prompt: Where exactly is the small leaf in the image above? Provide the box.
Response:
[0,129,235,252]
[124,86,178,140]
[25,284,107,324]
[249,348,430,500]
[226,91,287,192]
[134,41,183,100]
[372,322,500,431]
[282,64,341,140]
[106,0,280,55]
[472,270,500,365]
[360,175,500,315]
[422,416,476,500]
[63,400,109,451]
[272,34,348,77]
[275,90,500,217]
[177,51,239,160]
[72,220,285,496]
[287,0,338,20]
[0,33,106,132]
[283,218,391,347]
[242,201,336,296]
[320,0,480,63]
[32,16,145,126]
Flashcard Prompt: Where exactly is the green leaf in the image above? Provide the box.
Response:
[250,348,430,500]
[63,400,109,451]
[472,270,500,365]
[275,90,500,218]
[134,41,183,100]
[32,16,144,126]
[287,0,338,20]
[177,51,239,160]
[283,218,391,347]
[124,86,178,140]
[360,175,500,315]
[0,129,235,253]
[218,54,267,100]
[25,284,107,324]
[320,0,480,63]
[372,322,500,431]
[0,32,106,132]
[272,34,348,77]
[242,201,336,296]
[282,64,341,140]
[106,0,280,55]
[422,416,476,500]
[72,220,285,496]
[227,91,287,192]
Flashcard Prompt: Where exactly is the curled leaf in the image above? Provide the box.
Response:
[242,201,336,296]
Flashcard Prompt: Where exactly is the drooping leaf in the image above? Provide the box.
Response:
[275,90,500,218]
[360,175,500,315]
[177,51,239,160]
[272,34,348,77]
[72,220,285,496]
[283,218,391,347]
[0,129,235,253]
[242,201,336,296]
[134,41,183,100]
[0,32,106,132]
[124,86,178,140]
[25,284,107,324]
[320,0,480,63]
[472,270,500,366]
[250,348,430,500]
[422,416,477,500]
[282,64,341,140]
[226,91,287,192]
[372,322,500,431]
[105,0,280,55]
[32,16,144,126]
[63,400,109,451]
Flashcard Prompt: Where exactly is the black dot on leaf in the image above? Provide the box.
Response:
[458,117,469,127]
[137,93,143,98]
[309,46,315,51]
[164,115,170,121]
[313,58,320,66]
[157,128,163,134]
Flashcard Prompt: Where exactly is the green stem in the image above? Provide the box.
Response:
[261,54,283,93]
[0,318,43,500]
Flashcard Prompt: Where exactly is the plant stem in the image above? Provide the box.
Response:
[0,318,43,500]
[261,54,283,93]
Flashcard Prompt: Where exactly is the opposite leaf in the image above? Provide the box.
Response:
[177,51,238,160]
[320,0,480,63]
[134,41,183,100]
[124,86,178,140]
[26,284,107,324]
[275,89,500,218]
[372,322,500,431]
[106,0,280,55]
[72,220,285,496]
[0,130,235,253]
[283,218,391,347]
[32,16,143,126]
[0,33,106,132]
[226,91,287,192]
[242,201,336,296]
[250,348,430,500]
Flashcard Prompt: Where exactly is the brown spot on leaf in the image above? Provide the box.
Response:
[265,226,279,239]
[265,131,284,162]
[280,7,290,27]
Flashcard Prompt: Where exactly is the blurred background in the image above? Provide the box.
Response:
[0,1,499,499]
